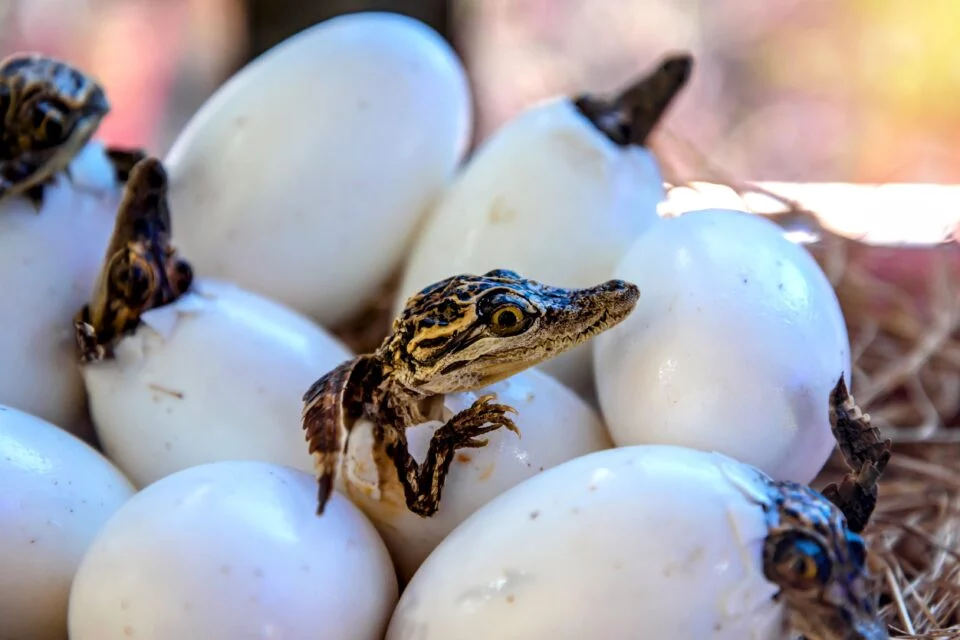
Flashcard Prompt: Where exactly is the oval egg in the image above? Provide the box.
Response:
[166,11,473,327]
[594,209,850,484]
[387,445,788,639]
[0,142,119,436]
[342,368,612,581]
[80,278,353,488]
[0,404,135,640]
[68,460,398,640]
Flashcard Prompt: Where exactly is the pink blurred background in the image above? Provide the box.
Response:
[2,0,959,187]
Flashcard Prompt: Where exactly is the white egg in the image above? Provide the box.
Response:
[0,142,120,436]
[68,460,398,640]
[395,97,667,400]
[80,278,353,488]
[388,445,792,639]
[342,368,612,581]
[0,404,135,640]
[595,209,850,484]
[166,11,472,327]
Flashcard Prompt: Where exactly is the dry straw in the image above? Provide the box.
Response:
[778,209,959,639]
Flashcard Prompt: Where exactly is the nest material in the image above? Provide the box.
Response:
[329,177,960,639]
[808,230,960,639]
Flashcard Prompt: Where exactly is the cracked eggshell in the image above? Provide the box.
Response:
[595,209,850,484]
[387,445,785,640]
[341,368,612,582]
[68,460,398,640]
[165,11,472,327]
[0,404,135,640]
[80,278,353,488]
[0,142,120,436]
[395,98,666,400]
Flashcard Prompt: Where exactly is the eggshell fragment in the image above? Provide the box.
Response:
[68,460,398,640]
[342,368,612,581]
[595,209,850,484]
[0,142,120,436]
[80,278,353,487]
[388,445,785,640]
[0,404,135,640]
[166,11,472,326]
[396,98,666,399]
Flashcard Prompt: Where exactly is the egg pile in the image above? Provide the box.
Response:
[0,11,879,640]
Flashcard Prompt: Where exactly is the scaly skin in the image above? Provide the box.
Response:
[762,376,891,640]
[104,147,150,184]
[573,52,693,147]
[0,53,148,210]
[302,270,640,518]
[762,479,888,640]
[73,155,193,362]
[821,375,892,534]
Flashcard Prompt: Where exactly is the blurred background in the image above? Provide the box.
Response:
[2,0,959,185]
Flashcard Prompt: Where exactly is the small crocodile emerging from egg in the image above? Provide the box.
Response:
[302,270,640,518]
[761,376,891,640]
[73,156,193,362]
[0,53,148,209]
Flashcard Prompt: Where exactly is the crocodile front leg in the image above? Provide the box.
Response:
[379,394,520,518]
[821,375,892,533]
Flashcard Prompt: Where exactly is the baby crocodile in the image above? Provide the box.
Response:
[302,270,640,517]
[74,155,193,362]
[763,375,891,640]
[0,53,147,209]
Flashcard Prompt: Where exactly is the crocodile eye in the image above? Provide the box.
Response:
[126,262,154,306]
[764,531,832,589]
[31,100,68,144]
[794,551,821,582]
[489,304,528,336]
[112,256,155,308]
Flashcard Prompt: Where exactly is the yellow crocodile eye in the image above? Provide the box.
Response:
[119,255,156,307]
[766,532,831,589]
[796,555,819,581]
[32,100,66,143]
[490,305,526,335]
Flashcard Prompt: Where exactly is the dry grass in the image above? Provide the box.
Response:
[810,234,960,639]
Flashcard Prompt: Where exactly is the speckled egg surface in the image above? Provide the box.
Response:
[0,142,119,436]
[81,278,354,488]
[388,445,785,639]
[166,11,473,326]
[595,209,850,484]
[0,404,135,640]
[68,460,398,640]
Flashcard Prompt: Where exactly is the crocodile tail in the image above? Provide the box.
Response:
[301,357,366,516]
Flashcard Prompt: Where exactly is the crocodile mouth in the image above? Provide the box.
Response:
[523,310,612,358]
[583,309,611,336]
[563,308,616,342]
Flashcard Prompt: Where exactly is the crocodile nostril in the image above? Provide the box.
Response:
[599,280,639,297]
[598,281,619,292]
